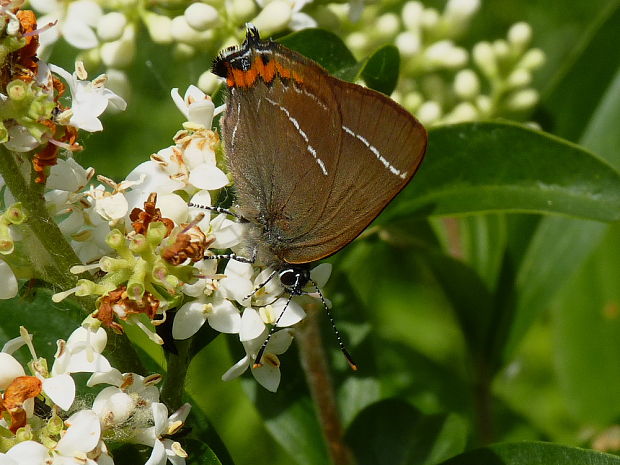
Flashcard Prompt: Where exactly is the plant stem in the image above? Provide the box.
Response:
[296,301,356,465]
[473,358,494,444]
[0,147,144,374]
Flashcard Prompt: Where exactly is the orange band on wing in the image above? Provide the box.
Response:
[227,57,304,88]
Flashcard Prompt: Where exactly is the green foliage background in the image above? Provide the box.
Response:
[2,0,620,464]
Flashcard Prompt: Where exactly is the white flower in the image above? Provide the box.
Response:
[53,409,102,462]
[222,328,294,392]
[171,86,215,128]
[30,0,102,55]
[1,440,48,465]
[49,63,127,132]
[52,323,112,376]
[0,259,18,299]
[173,295,241,339]
[133,402,191,465]
[0,352,25,389]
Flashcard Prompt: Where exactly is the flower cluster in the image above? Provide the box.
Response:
[339,0,545,125]
[0,324,190,464]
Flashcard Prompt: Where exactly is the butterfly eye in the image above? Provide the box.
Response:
[279,269,299,287]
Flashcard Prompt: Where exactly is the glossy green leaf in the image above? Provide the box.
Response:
[278,28,357,78]
[385,122,620,223]
[359,45,400,95]
[345,399,467,465]
[184,439,225,465]
[438,441,620,465]
[539,3,620,142]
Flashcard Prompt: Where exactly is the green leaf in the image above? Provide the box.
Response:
[359,45,400,95]
[184,438,225,465]
[385,122,620,222]
[438,441,620,465]
[551,224,620,424]
[278,28,357,78]
[539,3,620,143]
[345,399,467,465]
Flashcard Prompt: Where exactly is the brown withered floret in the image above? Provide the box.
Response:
[130,193,175,237]
[0,376,42,433]
[95,285,160,333]
[161,227,214,265]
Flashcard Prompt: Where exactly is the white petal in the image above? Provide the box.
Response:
[221,355,250,381]
[144,439,167,465]
[309,263,332,288]
[155,193,188,225]
[168,402,191,424]
[0,260,18,299]
[251,363,280,392]
[67,327,107,353]
[5,441,48,465]
[272,298,306,327]
[42,374,75,410]
[87,367,123,387]
[239,308,265,342]
[29,0,59,14]
[172,301,208,340]
[188,164,229,190]
[151,402,169,436]
[187,99,215,127]
[1,336,25,355]
[57,410,101,455]
[170,88,188,119]
[218,276,253,306]
[211,220,245,249]
[92,386,135,425]
[0,452,19,465]
[268,328,294,354]
[0,353,25,389]
[61,350,112,374]
[95,193,128,221]
[62,18,99,49]
[67,0,103,25]
[208,298,241,333]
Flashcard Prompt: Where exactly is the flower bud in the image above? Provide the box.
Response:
[507,22,532,48]
[7,79,28,101]
[375,13,400,39]
[444,0,480,21]
[473,41,497,77]
[506,68,531,88]
[395,31,421,57]
[403,92,423,112]
[475,95,492,115]
[198,71,221,94]
[518,48,545,70]
[228,0,257,22]
[506,88,539,111]
[424,40,467,68]
[417,100,442,125]
[251,0,293,35]
[445,102,478,123]
[185,3,219,31]
[100,25,136,68]
[97,12,127,42]
[402,1,423,30]
[345,32,369,53]
[174,43,196,60]
[170,15,213,45]
[143,12,173,44]
[453,69,480,99]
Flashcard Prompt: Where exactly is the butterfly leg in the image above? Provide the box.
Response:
[188,202,248,222]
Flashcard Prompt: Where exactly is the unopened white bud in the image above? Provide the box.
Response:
[507,22,532,48]
[251,0,293,35]
[417,100,442,125]
[506,68,531,88]
[444,0,480,20]
[475,95,492,116]
[173,43,196,60]
[375,13,400,39]
[395,31,421,57]
[402,1,423,30]
[420,8,439,30]
[185,3,219,31]
[96,12,127,42]
[198,71,221,94]
[424,40,467,68]
[105,69,131,103]
[506,88,539,111]
[346,32,369,53]
[445,102,478,123]
[473,41,497,77]
[228,0,257,22]
[518,48,545,70]
[100,25,136,68]
[453,69,480,99]
[492,39,510,60]
[143,12,173,44]
[403,92,423,112]
[171,15,213,45]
